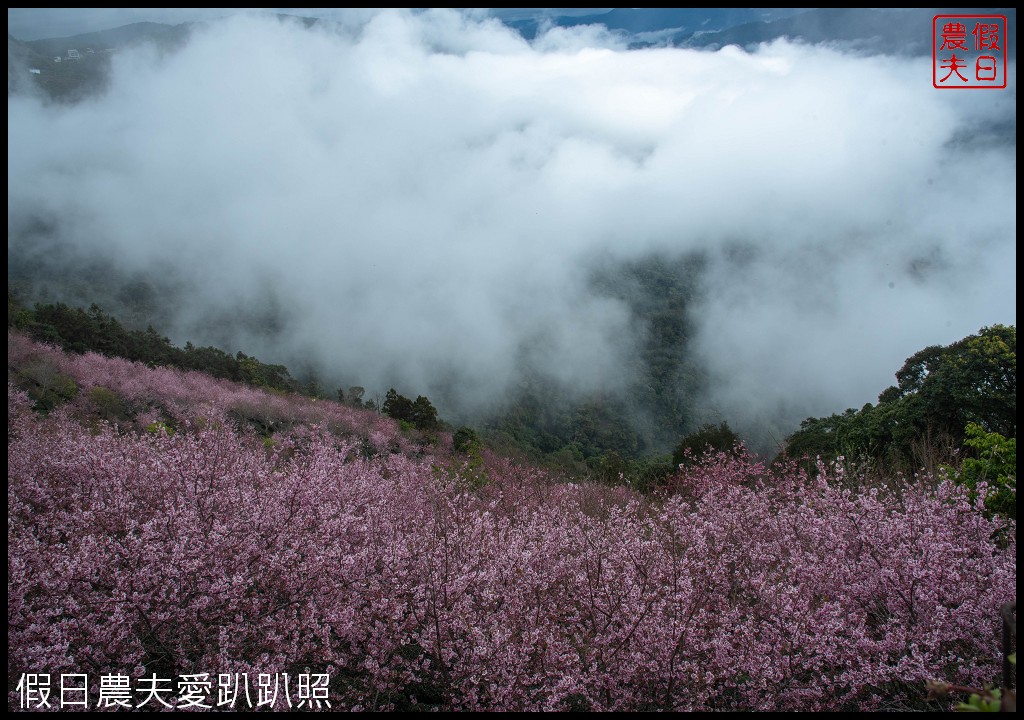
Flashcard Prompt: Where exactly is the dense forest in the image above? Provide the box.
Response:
[785,326,1016,446]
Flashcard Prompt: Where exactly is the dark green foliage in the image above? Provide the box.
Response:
[411,396,440,431]
[484,252,708,476]
[884,325,1016,442]
[672,422,742,468]
[487,378,650,472]
[346,386,366,407]
[16,362,79,414]
[235,352,300,393]
[586,454,677,493]
[450,427,489,489]
[8,290,34,330]
[587,450,631,485]
[87,386,130,422]
[453,426,482,455]
[8,296,305,396]
[383,389,440,432]
[784,414,841,464]
[182,342,242,382]
[383,389,414,423]
[590,252,708,451]
[784,325,1016,470]
[291,365,328,399]
[627,455,677,493]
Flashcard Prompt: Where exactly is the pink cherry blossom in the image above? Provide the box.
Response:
[8,331,1015,711]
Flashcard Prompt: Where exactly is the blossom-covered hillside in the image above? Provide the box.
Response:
[7,331,1016,711]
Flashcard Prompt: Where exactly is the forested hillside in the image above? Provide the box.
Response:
[784,325,1016,474]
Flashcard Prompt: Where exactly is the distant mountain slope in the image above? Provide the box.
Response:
[680,7,1017,56]
[505,8,802,41]
[9,15,327,101]
[22,21,183,54]
[8,34,47,94]
[504,7,1017,57]
[8,23,191,101]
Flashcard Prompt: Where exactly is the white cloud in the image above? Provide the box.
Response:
[8,10,1016,438]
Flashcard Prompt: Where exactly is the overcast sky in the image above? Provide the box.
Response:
[7,9,1016,442]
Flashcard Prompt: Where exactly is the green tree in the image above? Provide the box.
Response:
[672,422,741,468]
[383,389,440,432]
[784,325,1016,470]
[890,324,1016,440]
[347,386,366,408]
[382,388,414,424]
[944,423,1016,519]
[411,395,439,431]
[451,426,488,488]
[453,426,482,455]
